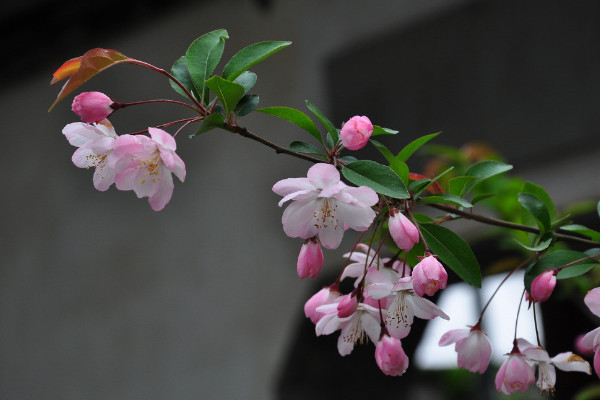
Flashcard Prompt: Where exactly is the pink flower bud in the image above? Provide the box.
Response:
[72,91,114,123]
[495,350,535,394]
[412,255,447,297]
[304,287,340,324]
[375,334,409,376]
[340,115,373,150]
[388,209,419,251]
[337,294,358,318]
[528,269,556,302]
[297,239,323,279]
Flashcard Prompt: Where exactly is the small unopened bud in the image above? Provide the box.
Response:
[72,91,115,123]
[412,255,448,297]
[388,209,419,251]
[375,334,409,376]
[337,293,358,318]
[340,115,373,150]
[529,269,556,302]
[297,239,323,279]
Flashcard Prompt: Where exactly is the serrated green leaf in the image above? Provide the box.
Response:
[234,94,259,116]
[204,76,245,115]
[190,112,225,137]
[560,224,600,242]
[223,41,291,81]
[463,160,513,194]
[518,192,551,233]
[397,132,441,162]
[525,249,595,290]
[449,176,476,197]
[170,56,198,100]
[371,125,398,136]
[288,141,326,157]
[523,182,557,223]
[418,194,473,208]
[306,101,339,146]
[233,71,257,95]
[419,223,482,287]
[256,106,322,145]
[342,160,409,199]
[186,29,229,104]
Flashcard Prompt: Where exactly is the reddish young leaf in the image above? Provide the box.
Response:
[409,172,444,194]
[49,48,130,110]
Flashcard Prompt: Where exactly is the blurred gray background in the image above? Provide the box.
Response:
[2,0,600,399]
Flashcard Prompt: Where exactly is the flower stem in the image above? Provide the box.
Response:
[114,99,200,113]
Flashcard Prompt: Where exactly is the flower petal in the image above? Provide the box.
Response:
[585,287,600,317]
[307,163,340,189]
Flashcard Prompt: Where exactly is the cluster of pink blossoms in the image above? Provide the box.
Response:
[63,92,186,211]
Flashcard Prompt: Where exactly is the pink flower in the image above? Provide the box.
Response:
[412,255,448,297]
[62,120,119,191]
[72,91,115,123]
[297,238,323,279]
[495,347,535,394]
[339,115,373,150]
[337,293,358,318]
[528,270,556,302]
[304,287,340,324]
[340,243,389,288]
[439,325,492,373]
[579,287,600,378]
[388,209,419,251]
[375,334,409,376]
[272,163,378,250]
[110,127,185,211]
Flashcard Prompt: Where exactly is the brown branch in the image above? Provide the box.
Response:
[427,203,600,247]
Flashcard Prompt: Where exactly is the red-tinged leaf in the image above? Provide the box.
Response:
[409,172,443,194]
[49,48,131,111]
[50,57,82,84]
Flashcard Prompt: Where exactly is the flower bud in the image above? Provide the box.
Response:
[340,115,373,150]
[375,334,409,376]
[297,239,323,279]
[337,293,358,318]
[304,287,339,324]
[388,209,419,251]
[528,269,556,302]
[412,255,447,297]
[72,91,115,123]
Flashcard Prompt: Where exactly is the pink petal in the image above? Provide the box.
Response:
[585,288,600,317]
[148,127,176,150]
[438,328,469,346]
[281,199,319,239]
[148,170,174,211]
[307,163,340,189]
[272,177,314,197]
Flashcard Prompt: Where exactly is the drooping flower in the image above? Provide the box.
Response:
[375,334,409,376]
[272,163,378,250]
[578,287,600,378]
[297,238,324,279]
[72,91,115,123]
[527,269,556,303]
[517,338,591,392]
[340,243,389,288]
[388,208,419,251]
[304,287,341,324]
[439,325,492,373]
[62,120,119,191]
[110,127,185,211]
[412,255,448,297]
[495,344,535,394]
[339,115,373,150]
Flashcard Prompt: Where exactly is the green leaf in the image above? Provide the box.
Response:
[471,193,496,204]
[204,76,245,115]
[418,194,473,208]
[518,192,551,233]
[186,29,229,104]
[449,176,476,197]
[413,166,454,198]
[234,94,259,116]
[397,132,441,162]
[306,101,339,146]
[342,160,409,199]
[419,223,482,287]
[513,237,553,252]
[49,48,130,110]
[463,160,513,194]
[339,155,358,164]
[288,141,326,157]
[169,56,198,100]
[190,112,225,137]
[560,224,600,242]
[370,140,395,164]
[389,159,410,188]
[525,249,595,290]
[233,71,257,95]
[522,182,557,223]
[223,41,291,81]
[256,106,322,145]
[371,125,398,136]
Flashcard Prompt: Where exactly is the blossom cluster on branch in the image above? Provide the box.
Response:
[49,29,600,396]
